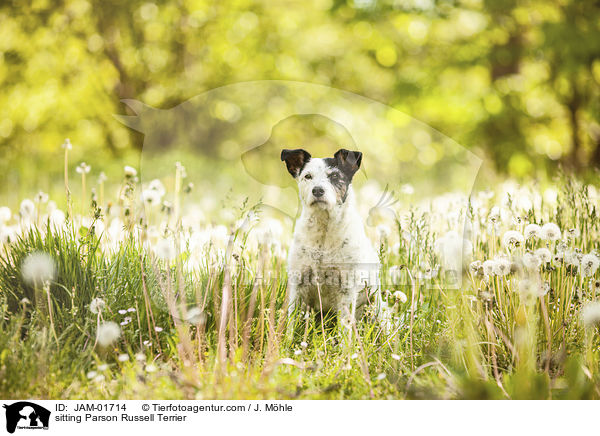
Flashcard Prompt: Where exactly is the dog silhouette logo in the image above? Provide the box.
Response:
[2,402,50,433]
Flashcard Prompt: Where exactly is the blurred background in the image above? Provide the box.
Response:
[1,0,599,203]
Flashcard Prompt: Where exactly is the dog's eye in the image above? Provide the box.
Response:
[329,173,339,181]
[304,174,312,180]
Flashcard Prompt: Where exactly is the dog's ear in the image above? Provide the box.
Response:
[281,149,311,177]
[334,149,362,178]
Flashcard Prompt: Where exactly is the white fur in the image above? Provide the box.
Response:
[286,158,391,329]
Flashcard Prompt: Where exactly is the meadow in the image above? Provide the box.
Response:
[1,148,600,400]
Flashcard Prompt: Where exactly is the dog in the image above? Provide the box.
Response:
[281,148,392,333]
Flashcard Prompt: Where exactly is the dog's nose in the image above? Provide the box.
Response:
[312,186,325,198]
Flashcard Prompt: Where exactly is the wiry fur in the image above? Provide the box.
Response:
[282,149,392,330]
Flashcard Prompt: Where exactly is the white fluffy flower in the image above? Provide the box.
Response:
[96,321,121,347]
[154,238,176,261]
[0,206,11,223]
[124,166,137,177]
[483,260,497,276]
[581,254,600,277]
[524,224,542,240]
[535,247,552,264]
[89,297,106,314]
[76,162,91,174]
[493,258,511,276]
[21,252,57,287]
[20,199,35,218]
[62,138,72,150]
[522,252,541,270]
[518,277,545,298]
[541,223,561,241]
[148,179,166,197]
[436,230,473,272]
[49,209,66,228]
[564,250,580,267]
[502,230,524,249]
[582,302,600,328]
[469,260,482,275]
[142,189,162,207]
[393,290,408,303]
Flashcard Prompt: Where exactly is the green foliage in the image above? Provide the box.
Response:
[1,0,600,193]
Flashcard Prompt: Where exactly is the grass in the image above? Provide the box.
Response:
[1,164,600,400]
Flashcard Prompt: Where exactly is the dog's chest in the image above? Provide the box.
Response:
[288,224,371,311]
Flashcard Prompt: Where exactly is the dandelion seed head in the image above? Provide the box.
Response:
[118,354,129,362]
[76,162,91,174]
[493,258,511,276]
[35,191,49,204]
[145,363,157,373]
[19,199,35,218]
[96,321,121,347]
[148,179,166,197]
[0,206,11,223]
[97,364,108,371]
[469,260,482,275]
[535,247,552,264]
[300,341,308,348]
[393,290,408,303]
[86,371,97,379]
[124,166,137,177]
[522,252,541,270]
[502,230,524,249]
[524,223,541,239]
[294,349,302,356]
[89,297,106,314]
[483,260,497,276]
[391,353,401,360]
[564,250,580,267]
[377,373,386,380]
[154,326,163,332]
[62,138,73,150]
[49,209,66,228]
[21,252,57,287]
[582,302,600,328]
[541,223,561,241]
[142,189,162,207]
[154,238,176,261]
[581,254,600,277]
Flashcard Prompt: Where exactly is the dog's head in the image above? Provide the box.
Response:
[281,148,362,211]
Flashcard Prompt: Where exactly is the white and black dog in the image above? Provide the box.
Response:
[281,148,392,332]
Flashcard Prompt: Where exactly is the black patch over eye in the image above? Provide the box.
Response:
[304,173,312,180]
